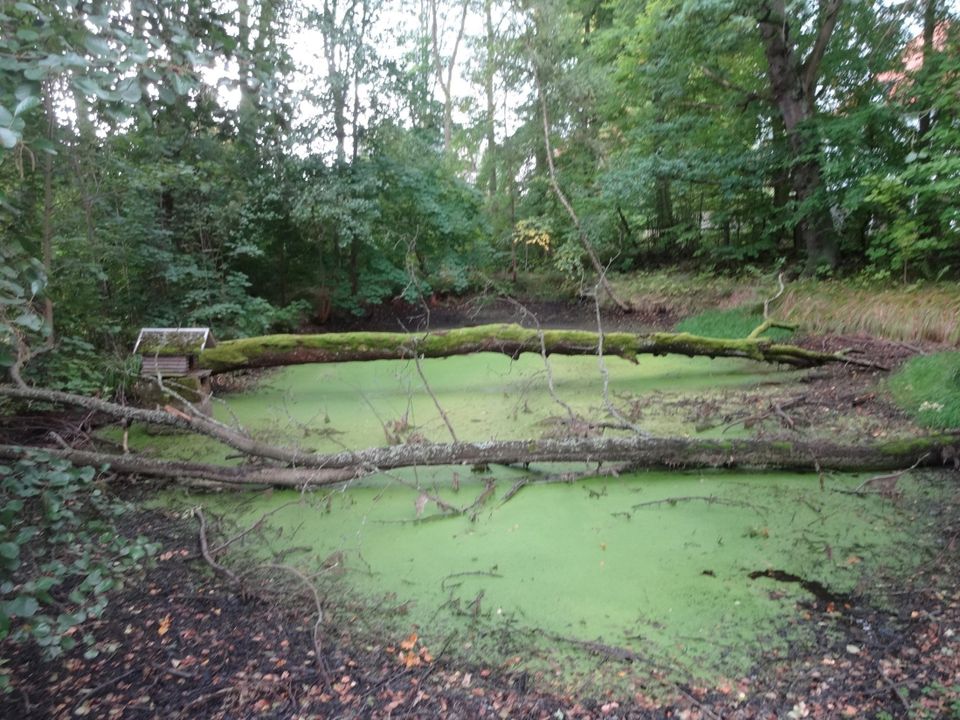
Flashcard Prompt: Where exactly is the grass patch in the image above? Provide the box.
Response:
[888,351,960,429]
[777,281,960,345]
[675,307,794,340]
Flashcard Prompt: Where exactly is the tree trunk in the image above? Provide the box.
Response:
[534,72,631,312]
[191,323,881,374]
[757,0,840,274]
[322,0,348,165]
[41,81,56,340]
[484,0,497,197]
[429,0,469,155]
[5,384,952,490]
[918,0,939,139]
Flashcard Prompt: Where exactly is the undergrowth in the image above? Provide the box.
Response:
[674,307,794,340]
[888,352,960,429]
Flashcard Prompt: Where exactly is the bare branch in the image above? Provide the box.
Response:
[592,282,649,437]
[412,350,459,443]
[802,0,844,99]
[533,68,631,313]
[194,507,239,583]
[700,65,772,108]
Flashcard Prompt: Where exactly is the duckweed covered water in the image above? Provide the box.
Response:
[200,469,937,689]
[132,353,786,461]
[147,353,941,691]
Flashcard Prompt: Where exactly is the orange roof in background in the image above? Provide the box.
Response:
[878,22,950,97]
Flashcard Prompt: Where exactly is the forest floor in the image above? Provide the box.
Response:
[3,297,960,719]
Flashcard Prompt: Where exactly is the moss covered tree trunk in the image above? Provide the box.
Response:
[196,323,880,374]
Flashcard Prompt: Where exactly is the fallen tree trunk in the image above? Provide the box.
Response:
[0,444,359,487]
[3,384,953,488]
[196,323,885,374]
[0,385,323,468]
[1,434,955,489]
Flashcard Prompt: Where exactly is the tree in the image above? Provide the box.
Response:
[754,0,843,273]
[428,0,471,154]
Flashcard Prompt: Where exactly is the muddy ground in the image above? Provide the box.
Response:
[314,295,675,334]
[2,299,960,719]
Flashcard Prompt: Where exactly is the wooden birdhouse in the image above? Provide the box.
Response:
[134,327,215,377]
[132,328,217,416]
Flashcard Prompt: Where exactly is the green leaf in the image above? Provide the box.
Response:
[14,2,42,16]
[71,76,102,97]
[16,28,38,42]
[15,83,36,100]
[5,595,38,618]
[0,104,12,126]
[13,311,42,331]
[28,137,56,156]
[0,542,19,560]
[118,79,141,104]
[13,96,39,116]
[0,128,19,148]
[23,65,47,81]
[83,36,113,57]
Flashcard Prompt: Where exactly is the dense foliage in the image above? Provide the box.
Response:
[0,0,957,389]
[0,453,158,678]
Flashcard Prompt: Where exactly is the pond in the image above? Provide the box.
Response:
[144,353,943,695]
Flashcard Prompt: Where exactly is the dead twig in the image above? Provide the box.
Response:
[592,280,649,438]
[194,507,239,583]
[209,500,303,557]
[466,479,496,521]
[502,296,580,425]
[440,568,502,592]
[852,454,928,495]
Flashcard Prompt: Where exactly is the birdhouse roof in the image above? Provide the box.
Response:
[133,327,216,356]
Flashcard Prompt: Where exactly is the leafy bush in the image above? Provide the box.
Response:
[888,352,960,430]
[675,307,793,340]
[0,454,158,679]
[0,240,49,374]
[26,336,139,397]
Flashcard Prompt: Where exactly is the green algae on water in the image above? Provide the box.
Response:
[137,352,945,694]
[193,467,940,693]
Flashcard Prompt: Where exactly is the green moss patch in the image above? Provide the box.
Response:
[675,307,794,340]
[889,351,960,429]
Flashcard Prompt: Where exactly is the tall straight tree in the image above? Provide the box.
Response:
[428,0,470,154]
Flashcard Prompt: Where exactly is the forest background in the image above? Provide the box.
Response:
[1,0,958,393]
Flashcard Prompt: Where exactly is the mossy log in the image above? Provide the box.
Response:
[197,323,884,374]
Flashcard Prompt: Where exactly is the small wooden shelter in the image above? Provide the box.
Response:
[132,328,217,415]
